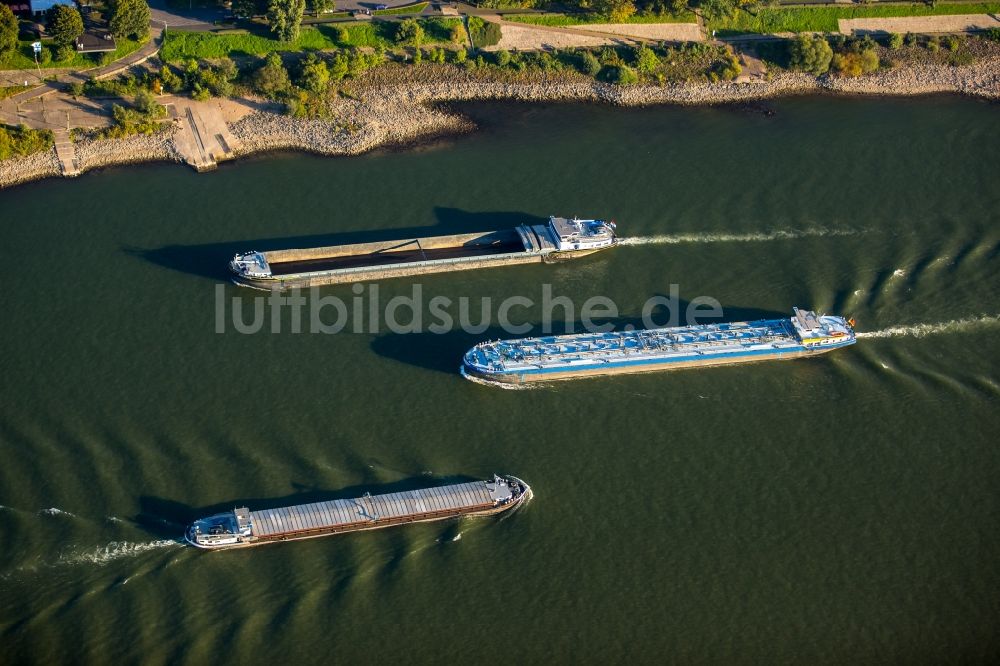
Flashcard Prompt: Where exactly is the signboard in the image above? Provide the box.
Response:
[31,42,42,54]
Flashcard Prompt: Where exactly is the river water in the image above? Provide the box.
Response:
[1,96,998,663]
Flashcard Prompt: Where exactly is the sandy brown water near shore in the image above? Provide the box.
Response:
[1,55,997,190]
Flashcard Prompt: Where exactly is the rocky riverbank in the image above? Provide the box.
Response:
[2,53,998,190]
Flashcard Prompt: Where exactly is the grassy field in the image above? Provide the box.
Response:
[0,85,30,99]
[374,2,428,15]
[0,37,144,71]
[160,19,463,61]
[505,12,697,26]
[707,3,1000,35]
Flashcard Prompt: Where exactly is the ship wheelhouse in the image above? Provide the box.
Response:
[546,216,617,252]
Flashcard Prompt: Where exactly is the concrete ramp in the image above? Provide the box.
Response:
[52,128,80,177]
[166,98,243,172]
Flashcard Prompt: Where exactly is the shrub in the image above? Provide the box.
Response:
[832,49,879,77]
[986,28,1000,43]
[39,47,52,65]
[633,44,659,75]
[580,50,601,76]
[452,47,467,64]
[0,124,54,160]
[396,18,424,46]
[55,44,76,62]
[904,32,918,47]
[494,49,511,67]
[712,51,741,81]
[888,32,903,50]
[612,64,638,85]
[160,65,183,93]
[926,35,940,52]
[942,35,960,52]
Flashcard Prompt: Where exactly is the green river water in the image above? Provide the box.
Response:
[1,96,998,664]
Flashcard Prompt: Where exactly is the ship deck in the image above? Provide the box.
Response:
[268,239,524,277]
[249,481,497,539]
[469,319,809,373]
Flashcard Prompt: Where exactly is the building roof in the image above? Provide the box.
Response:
[76,30,116,53]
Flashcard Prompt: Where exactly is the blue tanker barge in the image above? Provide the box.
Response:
[462,308,856,385]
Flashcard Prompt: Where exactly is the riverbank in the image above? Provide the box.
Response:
[2,53,998,189]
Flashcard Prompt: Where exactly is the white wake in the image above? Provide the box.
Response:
[57,540,182,567]
[619,227,861,246]
[857,314,1000,339]
[459,366,537,390]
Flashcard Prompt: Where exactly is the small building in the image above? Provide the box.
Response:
[3,2,33,17]
[27,0,75,14]
[75,29,116,52]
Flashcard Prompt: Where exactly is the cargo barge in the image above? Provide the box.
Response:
[230,216,617,290]
[462,308,856,385]
[184,475,531,550]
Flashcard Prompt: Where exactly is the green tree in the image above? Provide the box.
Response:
[111,0,151,41]
[594,0,637,22]
[48,5,84,48]
[698,0,735,21]
[252,52,291,97]
[298,54,329,93]
[0,4,18,56]
[307,0,335,14]
[789,34,833,75]
[267,0,305,42]
[233,0,266,17]
[495,49,511,67]
[396,18,424,46]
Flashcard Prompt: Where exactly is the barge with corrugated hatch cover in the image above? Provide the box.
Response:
[229,216,617,290]
[462,308,856,385]
[184,475,531,550]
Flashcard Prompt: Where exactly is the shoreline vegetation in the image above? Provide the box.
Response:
[3,46,998,189]
[2,2,1000,188]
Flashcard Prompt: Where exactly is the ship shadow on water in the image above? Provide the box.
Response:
[123,208,547,282]
[369,301,788,375]
[132,475,479,539]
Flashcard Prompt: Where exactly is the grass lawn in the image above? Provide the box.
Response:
[0,37,144,71]
[160,20,462,61]
[504,12,697,26]
[0,85,30,99]
[374,2,428,15]
[707,3,1000,35]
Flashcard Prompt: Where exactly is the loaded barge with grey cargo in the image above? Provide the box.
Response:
[184,475,532,550]
[229,216,617,290]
